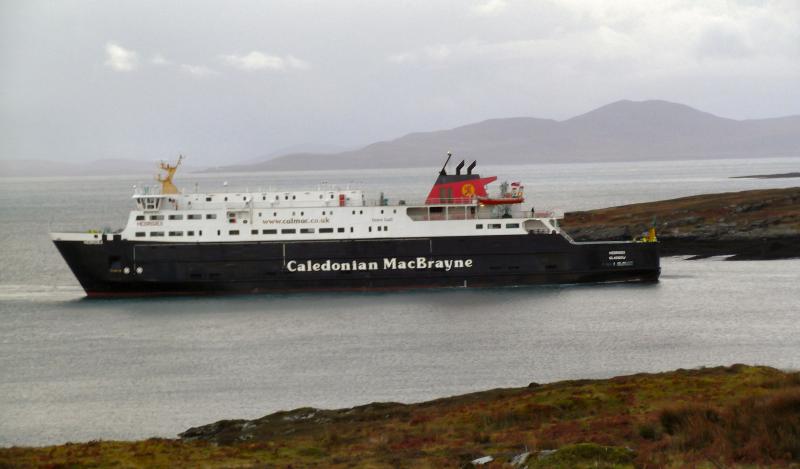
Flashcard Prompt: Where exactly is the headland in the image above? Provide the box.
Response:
[563,187,800,260]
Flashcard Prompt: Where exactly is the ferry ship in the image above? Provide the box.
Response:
[51,155,660,297]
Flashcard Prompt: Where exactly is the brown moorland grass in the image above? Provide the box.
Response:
[1,365,799,468]
[562,187,800,236]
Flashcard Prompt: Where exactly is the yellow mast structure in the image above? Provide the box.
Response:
[156,155,183,195]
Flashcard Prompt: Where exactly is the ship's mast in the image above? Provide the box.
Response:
[156,155,183,195]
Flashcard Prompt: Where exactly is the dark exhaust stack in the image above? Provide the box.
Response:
[455,160,465,175]
[467,160,476,175]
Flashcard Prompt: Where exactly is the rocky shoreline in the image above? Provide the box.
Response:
[2,365,799,467]
[562,187,800,260]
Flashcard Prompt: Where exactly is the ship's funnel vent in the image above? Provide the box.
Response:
[467,160,476,175]
[455,160,465,175]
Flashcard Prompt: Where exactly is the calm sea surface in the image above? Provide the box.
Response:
[1,158,799,446]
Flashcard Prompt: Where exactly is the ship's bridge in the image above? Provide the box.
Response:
[133,194,172,212]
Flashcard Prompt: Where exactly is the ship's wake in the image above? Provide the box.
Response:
[0,284,84,301]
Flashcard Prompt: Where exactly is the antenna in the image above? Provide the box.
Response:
[439,151,452,176]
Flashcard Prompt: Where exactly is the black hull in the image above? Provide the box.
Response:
[53,234,660,297]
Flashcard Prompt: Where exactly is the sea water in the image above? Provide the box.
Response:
[1,157,799,446]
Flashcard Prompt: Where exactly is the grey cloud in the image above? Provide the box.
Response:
[695,23,753,59]
[1,0,799,166]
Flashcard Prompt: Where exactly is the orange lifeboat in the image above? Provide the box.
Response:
[477,196,524,205]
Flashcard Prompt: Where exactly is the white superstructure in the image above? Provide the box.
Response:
[51,157,564,243]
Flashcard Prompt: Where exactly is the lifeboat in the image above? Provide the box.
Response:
[477,196,524,205]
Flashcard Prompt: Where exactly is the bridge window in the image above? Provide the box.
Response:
[319,228,333,233]
[282,229,296,234]
[489,224,501,229]
[135,232,145,237]
[135,215,145,221]
[169,231,183,236]
[229,230,239,235]
[206,214,217,219]
[300,228,314,234]
[168,215,183,220]
[150,215,164,221]
[262,229,277,235]
[187,214,202,220]
[150,232,164,237]
[505,223,520,229]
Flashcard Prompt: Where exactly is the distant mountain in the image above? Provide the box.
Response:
[0,158,194,178]
[256,143,354,161]
[201,143,354,173]
[203,100,800,172]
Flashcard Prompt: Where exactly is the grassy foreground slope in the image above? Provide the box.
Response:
[2,365,800,468]
[563,187,800,259]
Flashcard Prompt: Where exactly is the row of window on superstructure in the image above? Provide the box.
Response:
[134,223,520,238]
[202,193,349,202]
[476,223,520,229]
[136,214,214,221]
[137,208,397,221]
[134,227,361,238]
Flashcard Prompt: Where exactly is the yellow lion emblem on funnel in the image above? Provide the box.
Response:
[461,183,475,197]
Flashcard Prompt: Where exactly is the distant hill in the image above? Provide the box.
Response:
[203,100,800,172]
[202,143,354,173]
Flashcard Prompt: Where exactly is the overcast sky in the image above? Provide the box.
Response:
[2,0,799,165]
